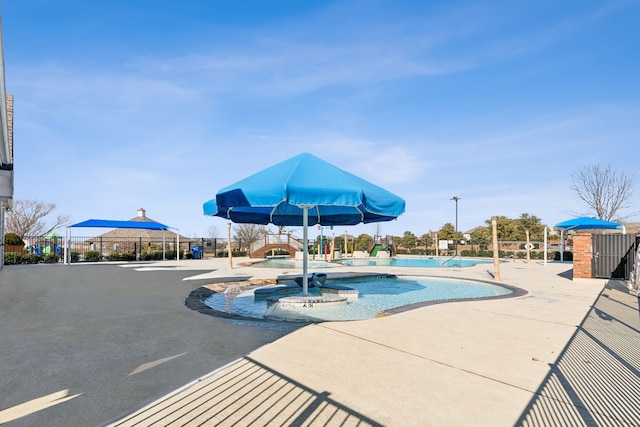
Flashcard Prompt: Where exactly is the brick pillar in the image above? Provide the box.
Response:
[572,233,592,279]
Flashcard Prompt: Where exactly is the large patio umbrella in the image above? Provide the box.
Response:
[203,153,405,295]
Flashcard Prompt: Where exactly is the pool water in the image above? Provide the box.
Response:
[252,257,492,269]
[203,276,512,322]
[252,258,336,269]
[337,257,493,267]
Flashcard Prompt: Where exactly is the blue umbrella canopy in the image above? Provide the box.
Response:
[203,153,405,225]
[203,153,405,295]
[555,217,623,231]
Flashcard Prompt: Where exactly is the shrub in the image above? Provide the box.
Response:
[140,250,179,260]
[84,250,101,262]
[4,232,24,245]
[70,252,80,263]
[22,254,42,264]
[461,250,494,257]
[553,251,573,261]
[44,253,60,264]
[4,252,22,265]
[142,251,161,261]
[106,253,136,261]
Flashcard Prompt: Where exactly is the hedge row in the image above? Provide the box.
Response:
[4,252,60,265]
[395,248,573,260]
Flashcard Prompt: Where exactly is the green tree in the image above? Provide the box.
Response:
[354,233,373,251]
[419,233,433,248]
[399,231,417,249]
[485,216,518,241]
[470,227,491,249]
[438,223,456,241]
[515,213,545,241]
[481,214,546,241]
[4,232,24,245]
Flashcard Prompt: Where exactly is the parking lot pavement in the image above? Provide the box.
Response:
[0,264,302,427]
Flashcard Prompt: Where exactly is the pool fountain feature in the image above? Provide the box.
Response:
[269,294,348,310]
[319,283,360,300]
[253,283,301,300]
[258,272,358,310]
[293,272,327,288]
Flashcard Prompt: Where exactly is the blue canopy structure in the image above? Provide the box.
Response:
[65,219,178,264]
[70,219,170,230]
[553,217,624,262]
[203,152,405,294]
[555,217,623,231]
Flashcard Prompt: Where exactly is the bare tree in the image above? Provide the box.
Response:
[570,165,635,221]
[206,224,220,239]
[233,223,266,251]
[6,199,71,238]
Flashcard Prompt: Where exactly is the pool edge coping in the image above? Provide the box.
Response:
[185,273,528,322]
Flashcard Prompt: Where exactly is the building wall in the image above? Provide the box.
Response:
[6,94,12,160]
[0,20,12,270]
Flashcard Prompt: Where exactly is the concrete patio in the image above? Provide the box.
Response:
[106,258,640,426]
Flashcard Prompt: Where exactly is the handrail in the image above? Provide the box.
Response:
[249,233,304,254]
[442,254,461,267]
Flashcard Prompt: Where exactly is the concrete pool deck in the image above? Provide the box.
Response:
[109,257,640,426]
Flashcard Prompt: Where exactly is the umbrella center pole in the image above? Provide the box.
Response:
[302,207,309,296]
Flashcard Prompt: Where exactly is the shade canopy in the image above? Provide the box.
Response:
[65,219,178,265]
[69,219,170,230]
[203,153,405,295]
[203,153,405,225]
[554,217,624,263]
[555,217,623,231]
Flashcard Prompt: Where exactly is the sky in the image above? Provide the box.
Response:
[1,0,639,240]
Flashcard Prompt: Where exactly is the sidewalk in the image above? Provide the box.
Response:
[109,260,640,426]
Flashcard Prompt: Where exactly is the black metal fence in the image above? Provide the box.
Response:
[12,236,250,262]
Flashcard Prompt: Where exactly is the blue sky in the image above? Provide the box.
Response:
[2,0,639,239]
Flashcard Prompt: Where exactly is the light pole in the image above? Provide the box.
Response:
[451,196,460,256]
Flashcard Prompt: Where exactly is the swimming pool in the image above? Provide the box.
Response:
[252,258,336,269]
[203,276,513,322]
[337,257,493,267]
[252,256,493,269]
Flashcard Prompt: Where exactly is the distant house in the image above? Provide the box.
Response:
[463,226,486,243]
